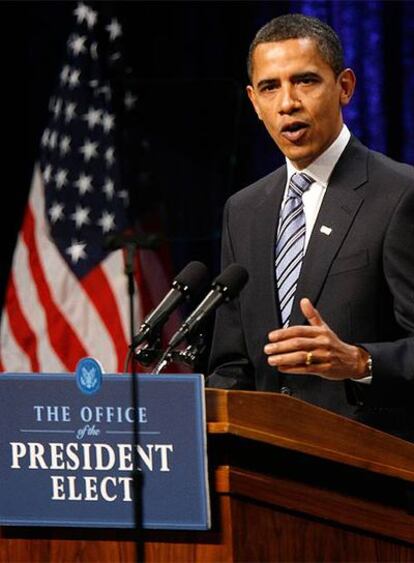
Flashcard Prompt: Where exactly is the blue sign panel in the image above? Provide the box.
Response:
[0,372,210,530]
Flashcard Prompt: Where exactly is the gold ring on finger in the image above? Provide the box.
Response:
[305,351,313,366]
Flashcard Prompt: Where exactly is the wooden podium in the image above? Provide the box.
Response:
[2,388,414,562]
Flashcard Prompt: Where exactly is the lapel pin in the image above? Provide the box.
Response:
[320,225,332,236]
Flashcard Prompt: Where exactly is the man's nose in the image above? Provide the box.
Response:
[279,85,300,114]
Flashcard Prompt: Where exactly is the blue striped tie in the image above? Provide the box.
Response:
[276,172,313,327]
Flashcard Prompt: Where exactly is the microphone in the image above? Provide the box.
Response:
[166,263,249,350]
[132,261,209,347]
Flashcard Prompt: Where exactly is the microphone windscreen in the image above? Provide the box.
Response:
[213,263,249,300]
[174,261,209,295]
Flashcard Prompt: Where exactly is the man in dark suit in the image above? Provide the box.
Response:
[207,14,414,438]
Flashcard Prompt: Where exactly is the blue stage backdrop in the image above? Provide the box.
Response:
[251,0,414,177]
[402,1,414,164]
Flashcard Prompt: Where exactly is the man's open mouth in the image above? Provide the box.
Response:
[281,122,309,141]
[282,122,309,133]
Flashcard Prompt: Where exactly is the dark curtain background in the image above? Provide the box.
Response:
[2,0,413,371]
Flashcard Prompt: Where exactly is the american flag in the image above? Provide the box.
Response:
[0,3,172,373]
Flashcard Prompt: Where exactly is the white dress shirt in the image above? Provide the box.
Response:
[282,124,351,249]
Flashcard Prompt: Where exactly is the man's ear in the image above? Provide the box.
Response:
[338,68,356,107]
[246,84,262,120]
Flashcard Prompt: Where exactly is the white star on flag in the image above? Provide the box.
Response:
[60,135,71,155]
[74,173,93,195]
[71,205,91,229]
[83,107,102,129]
[49,202,65,224]
[60,65,70,85]
[104,146,115,166]
[43,164,53,183]
[68,69,81,88]
[66,240,87,263]
[53,99,62,119]
[106,18,122,41]
[124,91,137,110]
[49,131,58,150]
[102,113,115,132]
[73,2,90,24]
[55,168,69,189]
[86,7,97,28]
[70,34,87,56]
[97,211,116,233]
[65,102,77,123]
[79,139,98,162]
[103,178,115,199]
[41,129,50,147]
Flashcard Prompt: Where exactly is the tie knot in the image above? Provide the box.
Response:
[288,172,313,198]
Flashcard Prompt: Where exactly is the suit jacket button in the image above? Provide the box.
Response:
[280,386,292,396]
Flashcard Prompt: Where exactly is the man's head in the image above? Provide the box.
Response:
[247,14,345,81]
[247,14,356,169]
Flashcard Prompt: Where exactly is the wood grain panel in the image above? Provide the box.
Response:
[216,465,414,545]
[229,495,414,562]
[206,389,414,482]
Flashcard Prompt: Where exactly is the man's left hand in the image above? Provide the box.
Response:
[264,298,369,380]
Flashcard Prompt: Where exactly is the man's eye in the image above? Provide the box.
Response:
[298,77,316,85]
[261,83,277,92]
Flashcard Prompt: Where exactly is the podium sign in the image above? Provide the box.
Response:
[0,373,210,530]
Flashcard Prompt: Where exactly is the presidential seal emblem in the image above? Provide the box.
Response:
[75,357,103,395]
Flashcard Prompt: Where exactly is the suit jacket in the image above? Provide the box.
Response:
[207,136,414,437]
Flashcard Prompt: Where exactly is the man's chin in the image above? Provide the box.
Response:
[278,145,315,169]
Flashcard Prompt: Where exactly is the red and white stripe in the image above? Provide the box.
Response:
[0,165,174,374]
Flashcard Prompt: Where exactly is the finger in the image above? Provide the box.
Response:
[268,325,322,342]
[267,350,311,367]
[278,362,332,375]
[267,348,332,366]
[267,348,332,368]
[264,336,318,355]
[300,298,325,327]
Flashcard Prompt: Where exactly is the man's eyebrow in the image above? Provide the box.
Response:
[256,78,279,89]
[292,71,321,81]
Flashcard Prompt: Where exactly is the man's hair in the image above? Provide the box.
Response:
[247,13,345,81]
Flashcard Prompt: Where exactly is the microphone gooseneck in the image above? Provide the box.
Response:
[132,260,209,348]
[152,263,248,373]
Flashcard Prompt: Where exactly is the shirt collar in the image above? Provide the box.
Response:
[286,124,351,187]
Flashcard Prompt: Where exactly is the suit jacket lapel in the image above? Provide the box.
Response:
[289,137,369,325]
[250,167,287,330]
